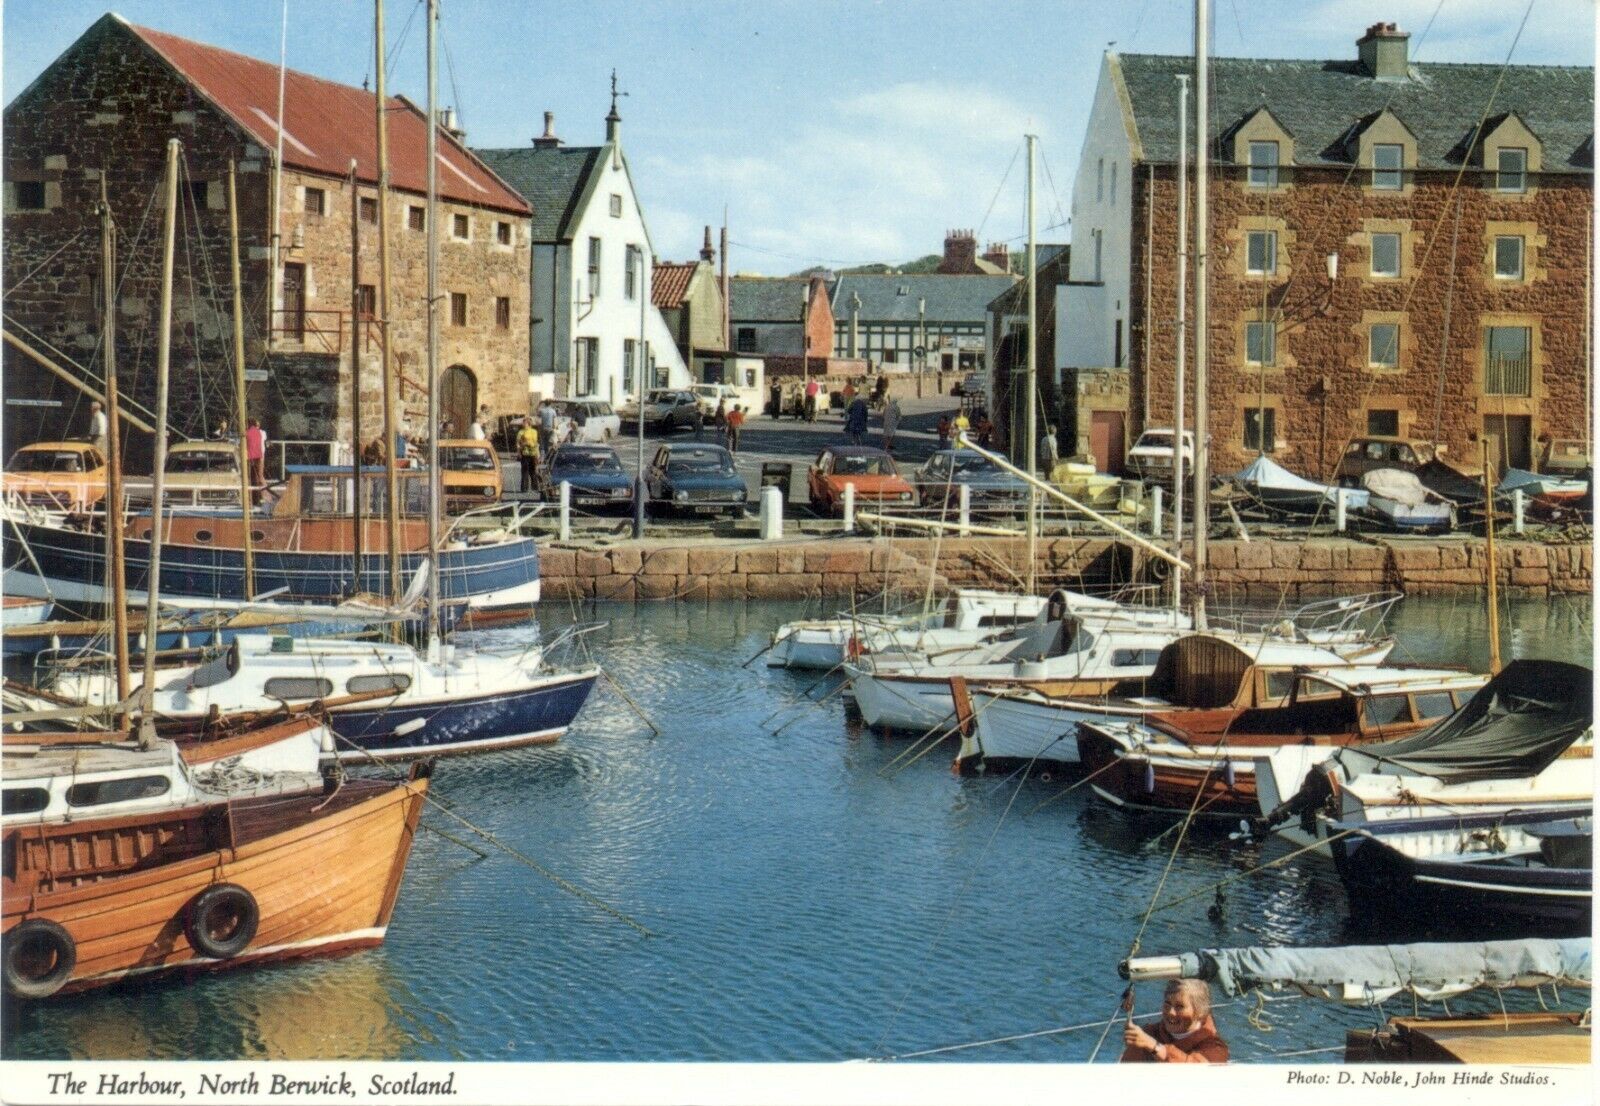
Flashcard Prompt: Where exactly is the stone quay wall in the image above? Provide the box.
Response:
[536,535,1589,602]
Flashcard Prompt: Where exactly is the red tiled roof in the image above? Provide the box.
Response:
[129,20,529,215]
[652,261,698,309]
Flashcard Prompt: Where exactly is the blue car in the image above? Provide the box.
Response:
[646,442,748,517]
[911,449,1032,510]
[541,444,635,512]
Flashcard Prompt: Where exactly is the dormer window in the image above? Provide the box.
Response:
[1372,144,1403,190]
[1496,148,1527,193]
[1248,142,1279,188]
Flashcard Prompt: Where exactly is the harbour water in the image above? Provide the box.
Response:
[4,594,1591,1063]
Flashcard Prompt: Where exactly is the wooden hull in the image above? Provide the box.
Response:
[3,773,428,997]
[1077,730,1261,818]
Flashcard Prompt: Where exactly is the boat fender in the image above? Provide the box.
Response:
[1223,760,1236,789]
[3,918,76,999]
[1143,762,1156,794]
[185,883,259,960]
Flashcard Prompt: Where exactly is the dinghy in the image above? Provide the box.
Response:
[1232,454,1367,517]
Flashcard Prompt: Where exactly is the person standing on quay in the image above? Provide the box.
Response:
[516,416,541,493]
[936,414,951,451]
[804,377,820,422]
[87,401,108,455]
[538,399,557,456]
[727,405,745,454]
[467,405,489,441]
[844,394,869,445]
[1039,424,1060,475]
[244,417,267,504]
[714,398,728,446]
[881,398,901,454]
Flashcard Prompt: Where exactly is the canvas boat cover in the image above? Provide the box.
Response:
[1233,455,1369,509]
[1361,467,1446,507]
[1417,457,1485,504]
[1126,938,1589,1005]
[1318,659,1591,784]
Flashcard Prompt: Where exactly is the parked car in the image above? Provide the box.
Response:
[3,441,107,512]
[910,449,1031,510]
[1541,437,1590,478]
[555,399,621,443]
[650,390,704,433]
[690,383,741,416]
[807,445,916,515]
[646,442,747,517]
[1334,436,1436,486]
[951,371,984,398]
[123,440,245,509]
[541,443,634,512]
[1126,428,1195,483]
[437,439,503,511]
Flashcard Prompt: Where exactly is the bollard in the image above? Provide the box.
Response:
[843,482,856,533]
[1151,485,1163,538]
[958,483,971,536]
[559,480,571,542]
[1335,486,1347,532]
[1513,489,1525,534]
[760,484,783,540]
[632,475,646,538]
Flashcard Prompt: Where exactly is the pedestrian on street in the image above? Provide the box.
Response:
[538,400,557,455]
[881,398,901,453]
[210,417,232,441]
[467,405,489,441]
[244,417,267,504]
[87,401,108,455]
[844,395,869,445]
[727,405,745,454]
[1039,424,1060,475]
[804,377,819,422]
[516,416,541,493]
[692,406,706,440]
[714,398,728,446]
[936,414,951,451]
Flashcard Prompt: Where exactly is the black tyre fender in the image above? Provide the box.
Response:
[4,918,76,999]
[185,883,259,960]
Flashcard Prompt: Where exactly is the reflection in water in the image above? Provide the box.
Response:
[3,594,1590,1063]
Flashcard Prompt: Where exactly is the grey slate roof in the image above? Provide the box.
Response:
[1116,53,1593,172]
[729,277,812,323]
[472,145,604,240]
[831,274,1018,324]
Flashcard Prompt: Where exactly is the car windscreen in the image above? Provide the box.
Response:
[666,449,734,474]
[950,455,997,477]
[1135,433,1172,450]
[835,455,892,476]
[554,449,623,473]
[167,451,236,474]
[9,450,88,473]
[440,447,497,471]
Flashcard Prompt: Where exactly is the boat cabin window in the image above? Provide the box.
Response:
[1293,676,1346,702]
[1361,695,1411,728]
[187,649,238,690]
[1413,692,1455,720]
[1265,670,1299,700]
[66,775,171,808]
[1111,648,1163,668]
[263,677,335,700]
[2,787,50,815]
[976,614,1034,628]
[348,674,412,695]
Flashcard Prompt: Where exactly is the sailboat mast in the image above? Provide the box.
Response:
[1482,441,1502,674]
[99,174,130,709]
[138,138,181,746]
[226,162,256,600]
[424,0,441,642]
[1190,0,1210,630]
[1172,74,1189,613]
[1025,133,1038,594]
[349,159,364,589]
[375,0,403,611]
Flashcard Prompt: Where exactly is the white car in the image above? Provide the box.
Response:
[1126,428,1195,482]
[555,399,621,443]
[690,383,741,416]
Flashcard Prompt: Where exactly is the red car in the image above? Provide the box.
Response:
[807,445,916,514]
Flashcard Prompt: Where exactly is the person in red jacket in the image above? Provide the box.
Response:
[1121,979,1229,1064]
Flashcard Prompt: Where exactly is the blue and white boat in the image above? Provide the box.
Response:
[1360,467,1456,531]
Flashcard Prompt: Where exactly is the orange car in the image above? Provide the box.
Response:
[807,445,916,514]
[438,439,503,512]
[3,441,108,512]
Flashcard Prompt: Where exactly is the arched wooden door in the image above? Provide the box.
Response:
[440,365,477,438]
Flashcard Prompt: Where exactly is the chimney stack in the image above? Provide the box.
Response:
[439,107,465,143]
[938,228,979,274]
[533,111,562,148]
[982,241,1011,272]
[700,225,716,263]
[1357,22,1410,82]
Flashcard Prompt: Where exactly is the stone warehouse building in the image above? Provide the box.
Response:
[2,13,532,456]
[1061,22,1594,477]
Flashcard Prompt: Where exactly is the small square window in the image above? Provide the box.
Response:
[1496,148,1527,193]
[1246,230,1277,275]
[14,180,46,210]
[609,193,623,217]
[496,221,511,245]
[356,283,376,318]
[408,206,425,231]
[1494,235,1524,280]
[1366,409,1400,436]
[450,292,467,327]
[452,213,469,240]
[1371,232,1400,278]
[1243,407,1276,453]
[495,296,511,329]
[737,327,757,353]
[304,187,326,216]
[1248,141,1279,188]
[1372,144,1403,190]
[188,180,211,210]
[359,196,378,224]
[1369,323,1400,369]
[1245,320,1275,366]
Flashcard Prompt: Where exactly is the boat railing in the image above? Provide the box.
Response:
[1212,590,1403,640]
[441,500,531,546]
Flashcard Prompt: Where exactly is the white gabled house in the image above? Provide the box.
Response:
[476,101,688,404]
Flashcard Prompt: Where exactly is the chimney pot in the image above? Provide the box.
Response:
[1358,21,1410,81]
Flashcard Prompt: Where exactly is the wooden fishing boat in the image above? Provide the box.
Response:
[1074,666,1486,817]
[2,595,51,628]
[1348,1011,1591,1063]
[2,762,429,998]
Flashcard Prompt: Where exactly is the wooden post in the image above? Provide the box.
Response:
[226,162,256,600]
[99,173,131,710]
[1483,440,1502,675]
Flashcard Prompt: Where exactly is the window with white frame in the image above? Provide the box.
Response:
[1110,162,1118,206]
[1369,322,1400,369]
[623,339,637,393]
[1370,232,1401,278]
[1246,230,1277,275]
[1248,142,1279,188]
[1096,159,1104,202]
[1092,230,1103,280]
[304,187,326,216]
[1496,148,1527,193]
[1245,320,1276,366]
[587,237,602,300]
[625,245,640,300]
[1243,406,1277,453]
[610,193,623,217]
[1484,326,1532,395]
[1372,144,1403,190]
[1494,235,1524,280]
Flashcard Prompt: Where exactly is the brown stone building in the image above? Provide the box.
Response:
[1060,23,1593,478]
[2,14,531,461]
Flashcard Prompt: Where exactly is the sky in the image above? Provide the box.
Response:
[3,0,1594,274]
